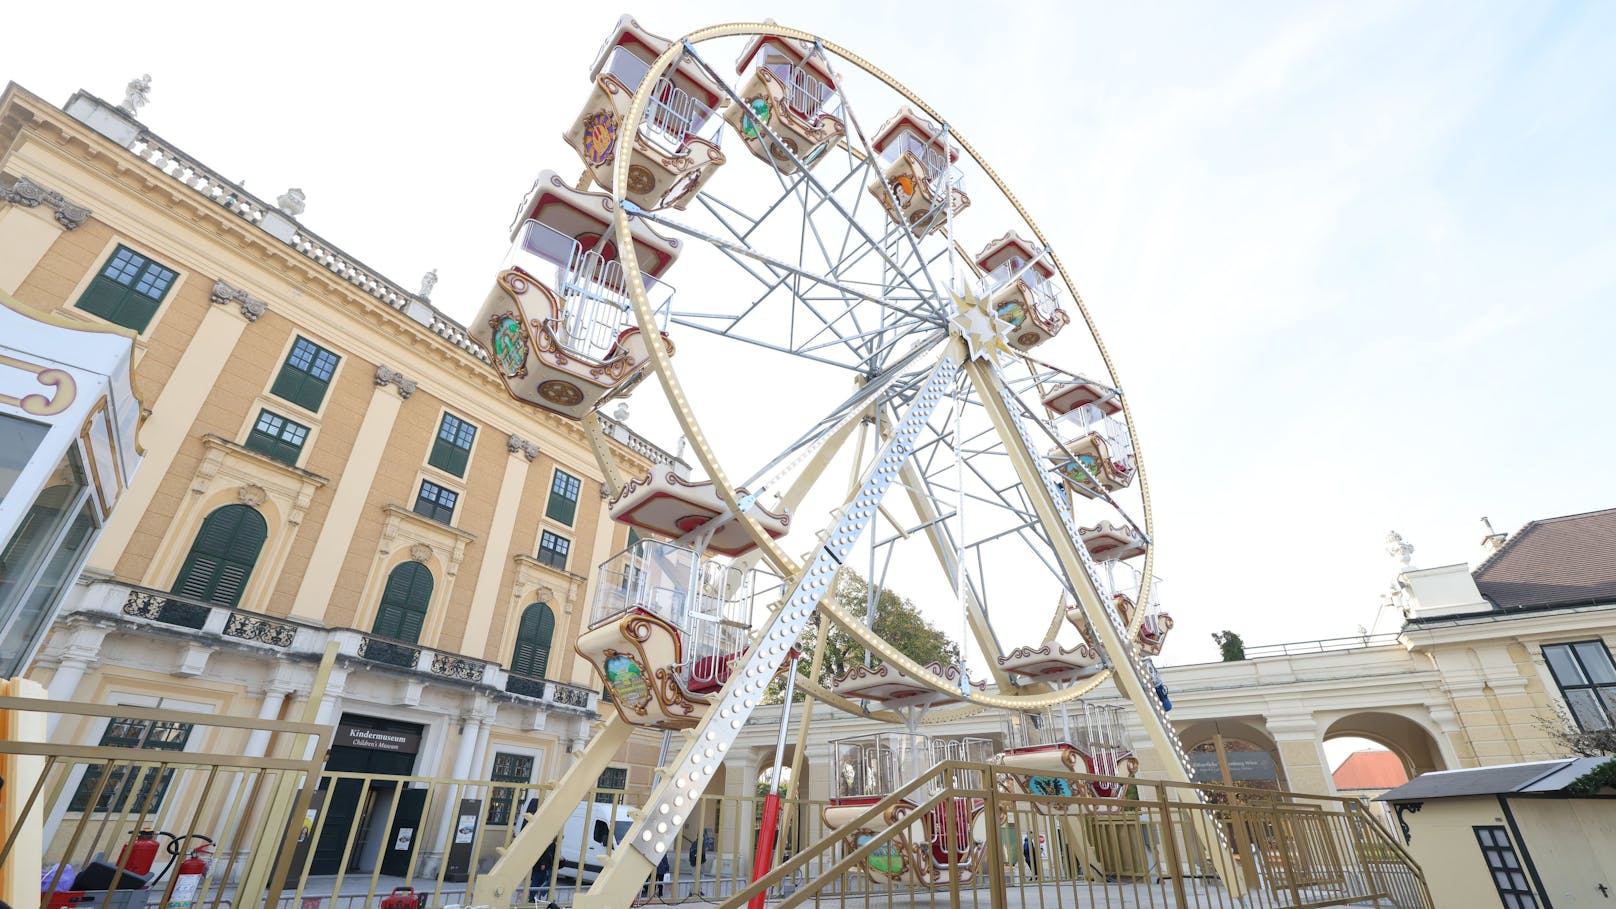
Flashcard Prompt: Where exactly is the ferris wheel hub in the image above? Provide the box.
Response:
[947,285,1014,363]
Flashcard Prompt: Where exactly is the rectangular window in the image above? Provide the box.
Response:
[595,766,628,804]
[413,480,459,524]
[270,337,341,412]
[537,531,570,570]
[1543,641,1616,731]
[75,245,177,333]
[244,410,310,466]
[487,752,535,825]
[546,469,583,526]
[1473,826,1537,908]
[68,717,193,813]
[429,413,477,477]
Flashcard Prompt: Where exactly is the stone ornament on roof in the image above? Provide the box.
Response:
[1385,530,1414,569]
[118,74,151,117]
[276,188,306,216]
[418,269,438,300]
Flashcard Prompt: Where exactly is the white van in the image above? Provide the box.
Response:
[552,800,634,884]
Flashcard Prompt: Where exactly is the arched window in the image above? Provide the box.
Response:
[511,602,556,679]
[172,505,268,607]
[372,562,434,644]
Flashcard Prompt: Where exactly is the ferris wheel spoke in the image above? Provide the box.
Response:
[735,342,941,492]
[634,205,948,370]
[828,58,953,305]
[675,40,947,316]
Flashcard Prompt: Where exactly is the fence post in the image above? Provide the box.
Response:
[984,769,1008,909]
[236,641,337,909]
[1153,785,1190,909]
[0,678,46,909]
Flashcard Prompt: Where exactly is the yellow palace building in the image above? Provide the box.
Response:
[0,81,672,874]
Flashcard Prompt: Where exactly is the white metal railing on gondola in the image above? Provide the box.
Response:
[983,258,1062,322]
[600,48,720,152]
[1060,402,1135,466]
[1008,702,1132,755]
[885,132,965,199]
[831,734,996,800]
[506,219,675,361]
[764,61,837,121]
[591,540,762,693]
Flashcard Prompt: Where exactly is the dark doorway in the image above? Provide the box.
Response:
[380,788,429,876]
[310,715,424,875]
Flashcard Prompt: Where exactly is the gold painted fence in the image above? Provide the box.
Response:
[1,696,1428,909]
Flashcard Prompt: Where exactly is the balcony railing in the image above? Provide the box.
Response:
[79,580,596,713]
[1243,633,1404,660]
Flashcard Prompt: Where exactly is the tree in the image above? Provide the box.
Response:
[1535,709,1616,757]
[766,571,962,702]
[1211,631,1246,662]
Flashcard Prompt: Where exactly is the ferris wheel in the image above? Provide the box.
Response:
[467,18,1222,907]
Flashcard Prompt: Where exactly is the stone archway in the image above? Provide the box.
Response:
[1324,711,1448,783]
[1177,718,1288,790]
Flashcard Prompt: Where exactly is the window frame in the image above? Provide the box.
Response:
[243,409,311,466]
[270,336,341,414]
[413,479,460,525]
[487,751,536,826]
[1542,640,1616,731]
[428,412,478,477]
[67,716,194,814]
[595,766,628,804]
[546,468,583,526]
[1472,825,1537,909]
[537,530,571,571]
[74,244,178,334]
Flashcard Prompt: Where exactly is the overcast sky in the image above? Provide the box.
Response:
[7,1,1613,665]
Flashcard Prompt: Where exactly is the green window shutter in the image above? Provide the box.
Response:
[172,505,268,607]
[511,603,556,678]
[429,414,476,477]
[75,246,176,334]
[244,410,309,466]
[372,562,433,644]
[546,469,582,525]
[270,337,340,412]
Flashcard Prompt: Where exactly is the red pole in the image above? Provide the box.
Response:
[749,656,800,909]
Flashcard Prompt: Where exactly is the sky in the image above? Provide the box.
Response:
[6,1,1614,666]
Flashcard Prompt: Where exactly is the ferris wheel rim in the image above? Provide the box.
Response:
[608,20,1156,715]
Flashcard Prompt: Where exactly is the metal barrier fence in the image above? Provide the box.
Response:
[2,697,1428,909]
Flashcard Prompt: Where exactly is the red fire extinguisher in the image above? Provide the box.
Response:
[117,830,161,876]
[163,842,212,909]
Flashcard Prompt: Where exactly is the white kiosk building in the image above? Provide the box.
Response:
[0,290,143,677]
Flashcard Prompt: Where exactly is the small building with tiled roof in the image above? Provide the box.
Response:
[1331,749,1408,795]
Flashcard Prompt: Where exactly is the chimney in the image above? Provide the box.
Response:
[1479,516,1508,556]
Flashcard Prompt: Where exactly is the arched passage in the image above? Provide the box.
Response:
[1324,711,1447,783]
[1176,718,1287,790]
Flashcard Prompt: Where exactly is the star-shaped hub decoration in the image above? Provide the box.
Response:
[949,283,1014,363]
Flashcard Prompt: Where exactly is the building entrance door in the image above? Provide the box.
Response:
[310,715,424,875]
[379,788,429,876]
